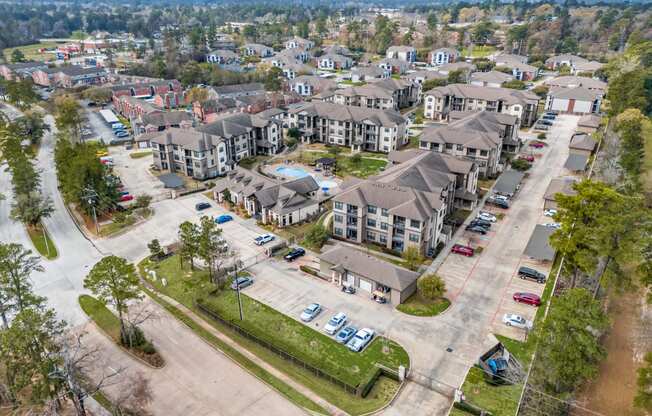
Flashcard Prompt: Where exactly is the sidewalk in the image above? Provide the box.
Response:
[148,288,345,416]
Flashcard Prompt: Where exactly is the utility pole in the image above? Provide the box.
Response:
[83,187,100,235]
[234,260,244,321]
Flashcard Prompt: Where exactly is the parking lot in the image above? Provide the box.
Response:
[106,145,171,201]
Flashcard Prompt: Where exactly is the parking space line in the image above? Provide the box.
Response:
[489,259,523,326]
[451,254,483,302]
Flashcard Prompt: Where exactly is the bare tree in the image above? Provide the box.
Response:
[113,371,154,416]
[123,302,158,350]
[50,332,125,416]
[212,248,241,287]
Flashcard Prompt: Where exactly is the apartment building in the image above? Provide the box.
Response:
[351,66,390,82]
[317,53,353,70]
[378,58,410,75]
[288,75,337,97]
[285,37,314,50]
[286,101,407,153]
[241,43,274,58]
[428,48,460,66]
[0,62,48,81]
[448,110,521,154]
[470,70,513,88]
[318,78,420,111]
[423,83,539,127]
[32,66,108,88]
[385,46,416,63]
[206,49,240,65]
[332,150,477,254]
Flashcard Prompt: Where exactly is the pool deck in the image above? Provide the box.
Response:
[263,162,343,199]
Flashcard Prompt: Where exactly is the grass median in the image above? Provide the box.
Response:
[26,223,57,259]
[396,294,450,317]
[140,255,410,415]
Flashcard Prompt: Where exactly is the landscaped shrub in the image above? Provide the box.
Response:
[511,158,532,171]
[300,265,320,277]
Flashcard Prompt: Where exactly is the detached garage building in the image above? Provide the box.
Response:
[545,86,602,115]
[319,245,419,305]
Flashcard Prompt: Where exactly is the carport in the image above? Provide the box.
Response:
[523,225,556,262]
[493,170,525,197]
[564,153,588,172]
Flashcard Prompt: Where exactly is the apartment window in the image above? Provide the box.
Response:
[367,218,376,227]
[383,146,389,152]
[379,234,387,243]
[480,150,489,156]
[366,231,375,240]
[409,233,419,242]
[194,151,201,157]
[380,222,388,231]
[384,128,390,133]
[334,202,343,210]
[410,219,420,228]
[368,205,377,214]
[445,143,453,150]
[381,208,389,216]
[173,145,179,151]
[334,214,343,223]
[456,144,464,151]
[334,227,343,236]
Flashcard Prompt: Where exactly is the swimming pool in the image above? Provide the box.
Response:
[275,166,310,178]
[275,166,339,190]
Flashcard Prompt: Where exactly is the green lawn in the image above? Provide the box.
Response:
[79,295,122,341]
[293,151,386,178]
[26,224,58,260]
[129,150,152,159]
[4,41,62,62]
[457,367,523,416]
[396,294,450,317]
[140,256,410,414]
[461,45,497,58]
[238,155,271,169]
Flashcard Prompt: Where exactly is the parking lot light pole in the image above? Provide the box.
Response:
[234,261,244,321]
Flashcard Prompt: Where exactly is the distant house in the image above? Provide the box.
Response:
[110,79,182,101]
[241,43,274,58]
[212,82,265,100]
[351,66,390,82]
[428,48,460,66]
[319,78,420,111]
[317,53,353,70]
[404,70,447,86]
[385,46,416,63]
[493,55,538,81]
[0,62,48,81]
[32,66,108,88]
[323,44,353,57]
[206,49,240,65]
[285,37,314,50]
[544,76,607,94]
[213,167,321,228]
[545,54,587,70]
[377,58,410,75]
[288,75,337,97]
[436,62,476,80]
[470,70,514,88]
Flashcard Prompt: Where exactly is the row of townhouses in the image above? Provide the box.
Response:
[314,78,421,111]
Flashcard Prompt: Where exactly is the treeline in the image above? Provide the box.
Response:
[520,40,652,416]
[0,112,53,230]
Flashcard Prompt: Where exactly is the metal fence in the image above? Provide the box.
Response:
[195,301,360,395]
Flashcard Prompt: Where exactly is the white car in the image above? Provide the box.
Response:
[502,314,533,330]
[543,222,561,229]
[544,209,558,217]
[254,234,275,245]
[324,312,347,335]
[477,212,497,222]
[493,194,509,202]
[347,328,375,352]
[300,303,322,322]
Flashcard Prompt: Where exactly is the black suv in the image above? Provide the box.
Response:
[195,202,211,211]
[518,266,546,283]
[284,247,306,261]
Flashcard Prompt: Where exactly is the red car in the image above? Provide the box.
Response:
[119,194,134,202]
[513,292,541,306]
[451,244,474,257]
[528,141,545,148]
[519,154,535,162]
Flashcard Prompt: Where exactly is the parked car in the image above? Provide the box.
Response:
[95,150,109,157]
[545,110,558,116]
[466,225,487,235]
[451,244,474,257]
[513,292,541,306]
[543,222,561,229]
[477,212,497,222]
[119,194,133,202]
[539,119,553,126]
[115,131,129,138]
[347,328,375,352]
[492,194,509,202]
[518,154,535,162]
[534,124,549,131]
[335,326,357,344]
[470,218,492,228]
[487,198,510,209]
[230,276,254,290]
[284,247,306,261]
[195,202,211,211]
[518,266,547,283]
[529,141,545,148]
[502,314,533,330]
[324,312,348,335]
[111,123,125,130]
[300,303,322,322]
[215,214,233,224]
[341,284,356,294]
[254,234,275,245]
[543,209,558,217]
[542,114,556,121]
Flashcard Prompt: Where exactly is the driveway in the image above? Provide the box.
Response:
[107,145,170,201]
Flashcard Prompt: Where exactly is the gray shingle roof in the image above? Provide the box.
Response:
[494,170,525,195]
[141,111,192,128]
[543,178,577,202]
[470,70,514,84]
[288,101,406,127]
[425,83,539,106]
[549,86,600,101]
[564,153,588,171]
[523,225,556,261]
[569,133,597,151]
[544,76,606,91]
[319,245,419,291]
[213,82,264,95]
[420,125,501,151]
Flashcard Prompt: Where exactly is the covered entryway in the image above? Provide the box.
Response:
[359,278,373,292]
[344,272,355,287]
